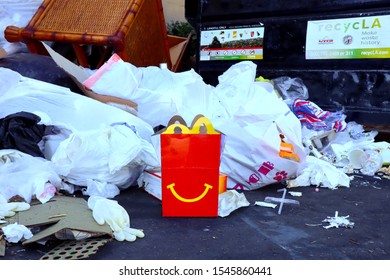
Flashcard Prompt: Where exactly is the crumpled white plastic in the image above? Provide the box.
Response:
[87,195,144,242]
[51,124,158,193]
[82,179,120,199]
[323,211,355,229]
[288,155,351,189]
[218,190,250,217]
[2,222,33,243]
[0,149,63,203]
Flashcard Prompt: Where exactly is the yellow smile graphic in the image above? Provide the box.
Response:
[166,183,213,203]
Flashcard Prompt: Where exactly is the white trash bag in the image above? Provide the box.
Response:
[51,123,159,195]
[211,62,306,190]
[0,149,63,203]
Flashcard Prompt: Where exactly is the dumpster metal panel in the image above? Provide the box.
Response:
[186,0,390,128]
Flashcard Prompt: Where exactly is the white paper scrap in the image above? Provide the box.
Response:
[288,191,302,197]
[254,201,277,208]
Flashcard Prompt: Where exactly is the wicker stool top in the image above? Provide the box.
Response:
[28,0,142,36]
[4,0,175,70]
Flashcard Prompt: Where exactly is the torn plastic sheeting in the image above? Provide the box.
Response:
[0,149,63,203]
[323,211,354,229]
[288,155,351,190]
[218,190,250,217]
[272,76,309,105]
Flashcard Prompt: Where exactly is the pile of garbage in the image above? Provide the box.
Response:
[1,44,390,258]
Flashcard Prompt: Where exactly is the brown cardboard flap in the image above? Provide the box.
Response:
[0,47,7,59]
[41,42,138,111]
[13,196,112,245]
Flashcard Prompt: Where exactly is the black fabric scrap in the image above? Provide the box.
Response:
[0,111,47,157]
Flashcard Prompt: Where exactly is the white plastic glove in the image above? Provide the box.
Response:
[0,194,30,218]
[2,222,33,243]
[87,195,144,242]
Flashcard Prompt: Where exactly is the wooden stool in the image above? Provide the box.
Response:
[4,0,175,69]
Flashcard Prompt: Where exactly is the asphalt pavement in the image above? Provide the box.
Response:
[2,171,390,260]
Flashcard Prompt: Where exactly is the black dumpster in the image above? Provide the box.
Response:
[185,0,390,130]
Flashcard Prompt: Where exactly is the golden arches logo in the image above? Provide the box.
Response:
[166,183,213,203]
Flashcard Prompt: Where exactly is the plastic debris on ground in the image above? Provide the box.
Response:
[288,191,302,197]
[322,211,355,229]
[319,121,383,173]
[263,188,300,215]
[287,155,351,190]
[218,190,250,217]
[254,201,277,209]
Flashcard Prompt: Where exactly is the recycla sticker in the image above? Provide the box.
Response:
[305,15,390,59]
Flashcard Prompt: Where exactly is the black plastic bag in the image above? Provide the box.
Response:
[0,111,47,157]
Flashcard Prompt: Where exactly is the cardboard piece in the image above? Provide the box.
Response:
[10,195,112,245]
[160,115,222,217]
[0,238,5,257]
[167,34,192,72]
[41,42,138,111]
[0,47,7,59]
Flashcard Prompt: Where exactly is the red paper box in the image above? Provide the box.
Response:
[161,115,221,217]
